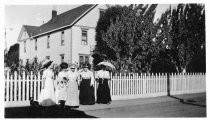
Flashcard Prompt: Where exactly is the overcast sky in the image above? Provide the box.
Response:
[5,4,176,49]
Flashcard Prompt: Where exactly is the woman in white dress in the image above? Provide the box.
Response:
[38,60,56,106]
[55,62,68,106]
[66,64,80,108]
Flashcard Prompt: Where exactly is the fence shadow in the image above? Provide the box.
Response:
[5,105,97,118]
[168,95,206,108]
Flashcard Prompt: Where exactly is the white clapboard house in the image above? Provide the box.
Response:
[17,4,106,66]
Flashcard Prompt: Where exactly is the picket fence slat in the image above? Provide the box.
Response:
[23,72,26,101]
[6,72,9,101]
[10,78,13,101]
[18,76,21,101]
[26,74,29,101]
[38,73,41,101]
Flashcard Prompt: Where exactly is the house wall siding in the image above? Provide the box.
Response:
[72,5,107,64]
[19,5,107,66]
[19,28,72,65]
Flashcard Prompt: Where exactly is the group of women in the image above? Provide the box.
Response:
[38,59,112,108]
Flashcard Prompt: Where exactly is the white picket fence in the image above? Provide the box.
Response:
[4,72,206,107]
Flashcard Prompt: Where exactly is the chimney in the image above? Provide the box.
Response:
[52,6,57,22]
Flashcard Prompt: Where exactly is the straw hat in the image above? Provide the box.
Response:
[70,63,77,69]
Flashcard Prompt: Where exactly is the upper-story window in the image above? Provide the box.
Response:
[61,31,65,46]
[35,39,37,51]
[47,35,50,48]
[81,30,88,45]
[24,41,26,53]
[99,9,105,18]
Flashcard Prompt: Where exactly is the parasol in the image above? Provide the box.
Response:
[97,61,115,69]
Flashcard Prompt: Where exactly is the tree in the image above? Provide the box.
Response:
[93,5,125,70]
[94,4,158,73]
[156,4,205,73]
[5,43,19,70]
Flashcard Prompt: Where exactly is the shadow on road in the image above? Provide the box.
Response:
[168,95,206,108]
[5,106,97,118]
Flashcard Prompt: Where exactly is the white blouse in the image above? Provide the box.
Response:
[96,70,110,79]
[80,70,95,85]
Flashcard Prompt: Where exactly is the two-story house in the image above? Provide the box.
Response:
[17,4,106,66]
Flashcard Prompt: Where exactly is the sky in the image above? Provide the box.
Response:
[4,4,176,49]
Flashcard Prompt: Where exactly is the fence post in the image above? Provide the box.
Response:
[167,73,170,96]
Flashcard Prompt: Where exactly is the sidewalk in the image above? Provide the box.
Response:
[5,93,206,118]
[76,93,206,111]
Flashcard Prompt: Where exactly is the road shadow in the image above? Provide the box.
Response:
[168,95,206,108]
[5,106,97,118]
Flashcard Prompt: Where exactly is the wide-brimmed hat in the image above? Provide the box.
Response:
[42,59,53,69]
[70,64,77,69]
[60,62,68,69]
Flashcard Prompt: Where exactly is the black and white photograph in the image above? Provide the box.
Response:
[2,0,207,118]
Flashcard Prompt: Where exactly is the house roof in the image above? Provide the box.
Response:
[22,4,96,38]
[23,25,38,37]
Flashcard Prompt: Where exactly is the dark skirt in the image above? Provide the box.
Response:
[96,78,112,104]
[79,79,95,105]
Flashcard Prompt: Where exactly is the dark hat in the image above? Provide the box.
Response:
[82,63,89,68]
[42,60,53,69]
[60,62,68,69]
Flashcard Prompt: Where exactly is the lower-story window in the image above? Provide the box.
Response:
[46,56,50,60]
[60,54,64,63]
[79,54,89,66]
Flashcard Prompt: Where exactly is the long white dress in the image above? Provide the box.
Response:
[38,69,56,106]
[55,71,67,104]
[65,71,79,106]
